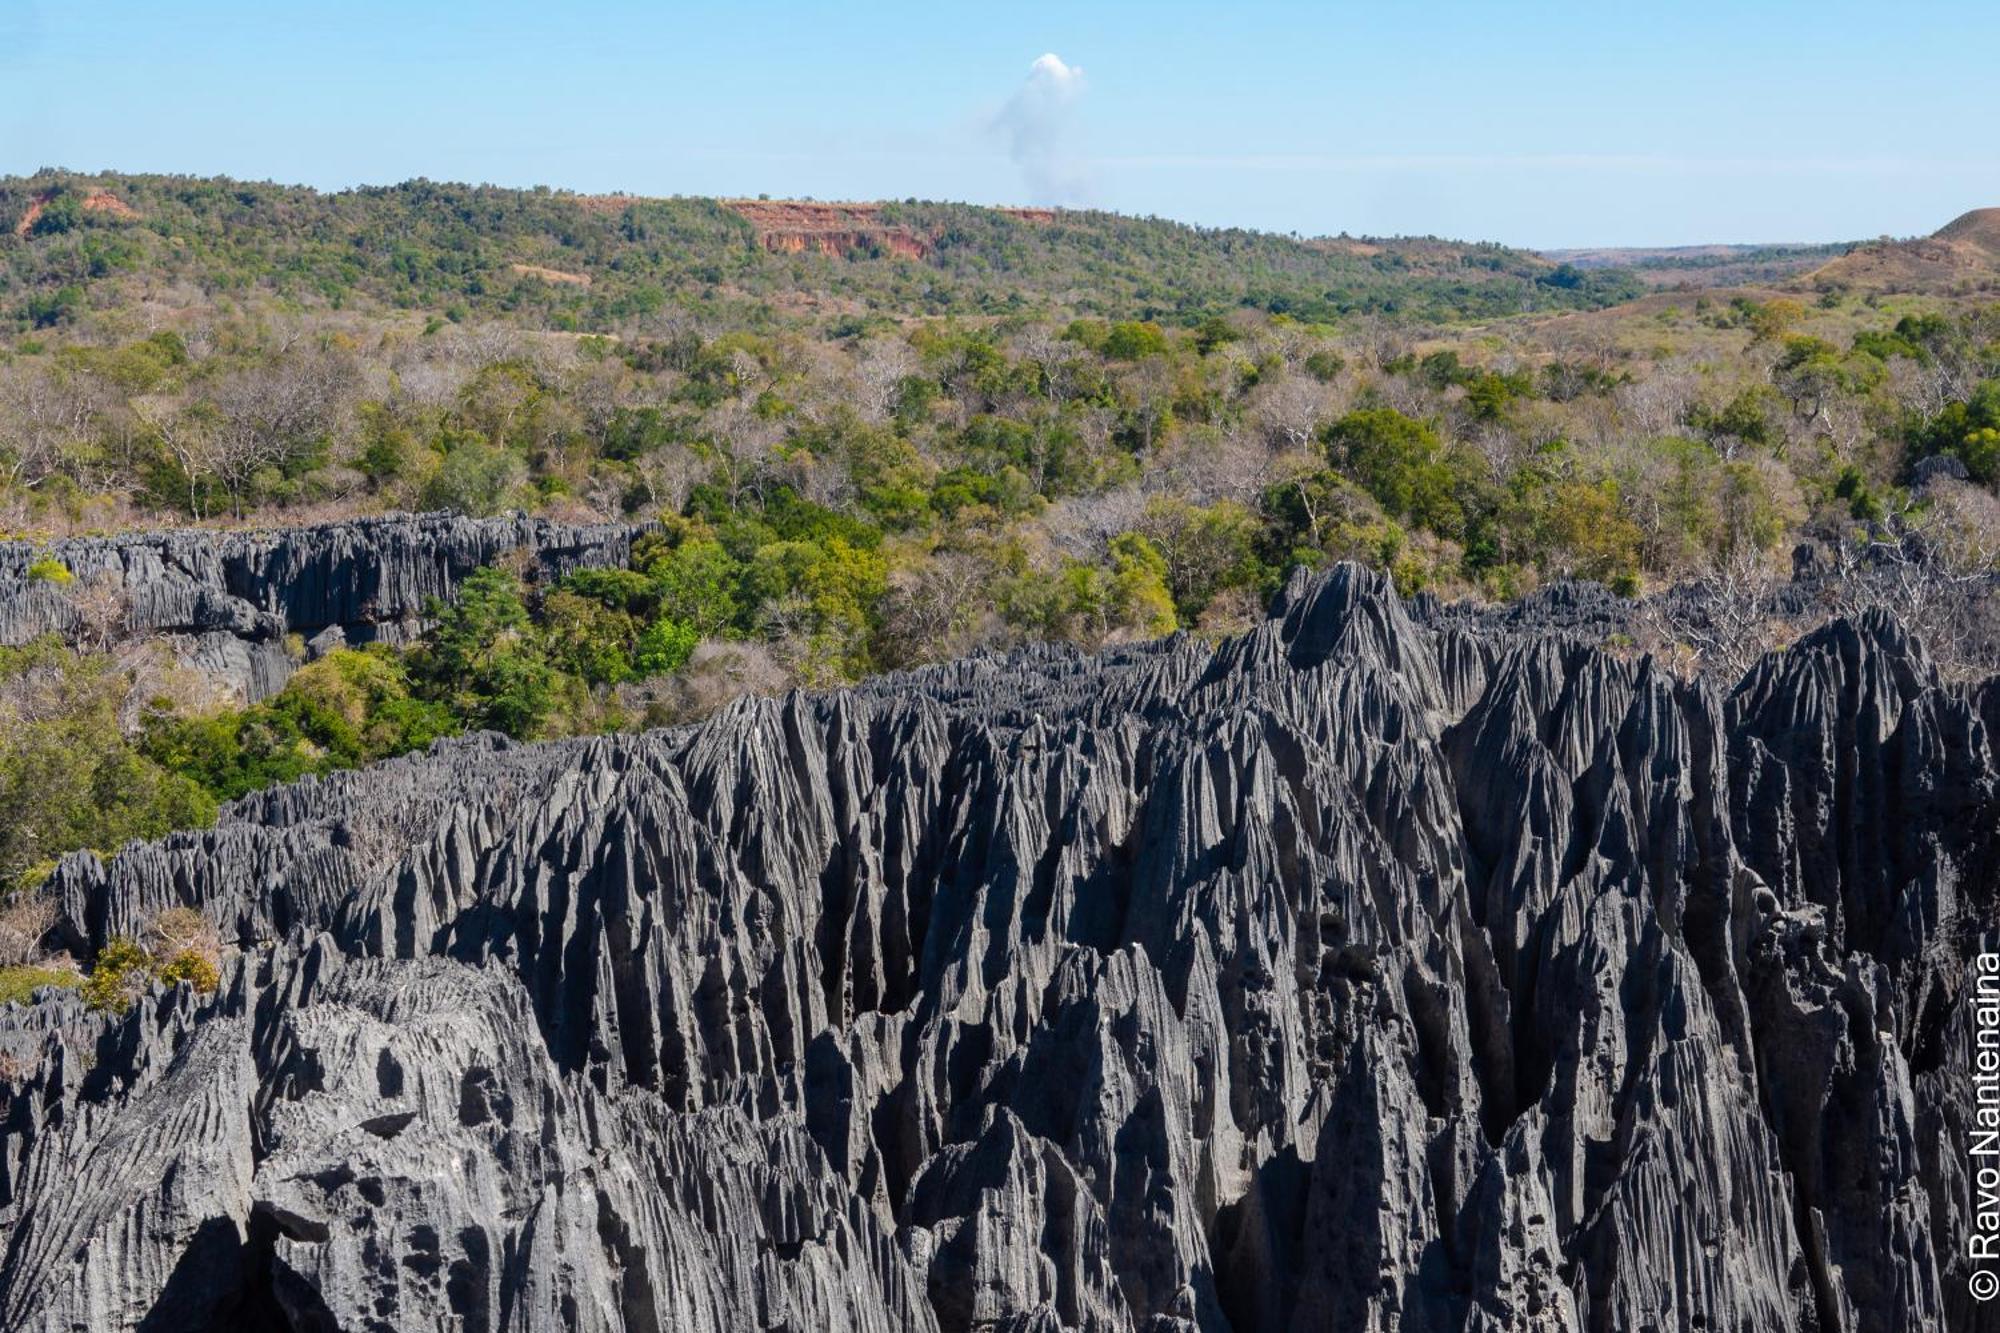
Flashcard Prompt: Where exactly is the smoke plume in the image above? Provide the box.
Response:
[992,53,1089,205]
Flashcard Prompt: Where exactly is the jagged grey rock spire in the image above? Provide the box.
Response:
[0,513,643,699]
[1,562,1995,1331]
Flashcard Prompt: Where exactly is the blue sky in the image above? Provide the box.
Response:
[1,0,1994,248]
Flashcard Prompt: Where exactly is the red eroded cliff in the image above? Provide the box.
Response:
[722,200,1054,260]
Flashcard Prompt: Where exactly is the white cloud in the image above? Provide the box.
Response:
[992,53,1089,205]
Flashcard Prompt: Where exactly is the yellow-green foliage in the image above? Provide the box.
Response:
[24,556,71,585]
[0,964,80,1007]
[81,937,152,1012]
[999,532,1178,646]
[0,639,218,892]
[158,950,220,993]
[140,646,456,802]
[81,932,221,1014]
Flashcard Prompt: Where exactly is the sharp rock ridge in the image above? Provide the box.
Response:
[0,512,645,699]
[3,561,1997,1332]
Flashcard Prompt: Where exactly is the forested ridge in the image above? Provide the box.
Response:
[1,171,1642,330]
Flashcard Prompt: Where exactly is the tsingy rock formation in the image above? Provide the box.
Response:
[0,513,643,699]
[1,564,1995,1331]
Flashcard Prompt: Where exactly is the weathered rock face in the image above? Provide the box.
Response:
[2,564,1996,1331]
[0,513,643,698]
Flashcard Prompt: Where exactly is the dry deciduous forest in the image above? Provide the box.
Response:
[1,170,1996,937]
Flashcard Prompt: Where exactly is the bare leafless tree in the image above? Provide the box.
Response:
[1120,360,1176,455]
[704,401,781,506]
[1152,423,1272,506]
[1636,547,1789,681]
[1248,374,1331,452]
[878,552,996,667]
[642,640,793,724]
[1819,492,2000,679]
[773,445,851,510]
[0,895,54,969]
[1541,324,1621,377]
[0,366,97,492]
[1017,327,1086,407]
[1045,487,1150,561]
[726,348,766,402]
[1614,362,1702,438]
[144,906,221,969]
[134,396,222,520]
[630,444,706,516]
[1639,489,1999,684]
[1346,313,1414,371]
[391,359,471,413]
[196,350,360,515]
[67,574,131,653]
[556,354,628,440]
[854,337,918,423]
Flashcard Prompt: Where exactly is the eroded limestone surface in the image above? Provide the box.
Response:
[2,565,1995,1331]
[0,513,642,699]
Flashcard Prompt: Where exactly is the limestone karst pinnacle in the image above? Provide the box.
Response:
[1,552,1995,1331]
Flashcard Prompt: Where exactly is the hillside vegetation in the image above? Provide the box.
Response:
[0,171,1641,331]
[0,172,1997,908]
[1543,241,1852,290]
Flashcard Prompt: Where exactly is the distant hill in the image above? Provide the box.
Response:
[1935,206,2000,249]
[1540,240,1852,290]
[0,171,1645,333]
[1801,207,2000,295]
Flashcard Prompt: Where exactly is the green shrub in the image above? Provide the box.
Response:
[744,536,888,682]
[635,617,700,676]
[81,937,153,1013]
[25,557,72,585]
[158,950,220,993]
[421,436,524,515]
[634,528,743,636]
[540,588,639,685]
[80,930,221,1014]
[28,192,83,237]
[1102,533,1178,637]
[1135,497,1270,620]
[1324,409,1487,541]
[1911,381,2000,485]
[1006,533,1179,646]
[1103,321,1170,360]
[0,642,218,892]
[144,647,455,802]
[410,567,559,736]
[1303,349,1346,383]
[1516,478,1643,584]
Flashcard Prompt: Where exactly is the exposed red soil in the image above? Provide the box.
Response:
[725,201,933,259]
[721,200,1056,260]
[14,190,142,237]
[84,191,141,222]
[1313,240,1384,259]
